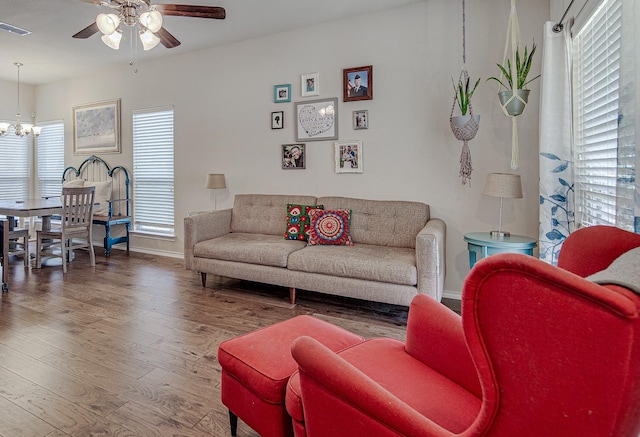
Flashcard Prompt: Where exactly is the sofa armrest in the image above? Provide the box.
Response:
[291,336,453,437]
[405,295,481,398]
[416,218,446,301]
[184,209,232,270]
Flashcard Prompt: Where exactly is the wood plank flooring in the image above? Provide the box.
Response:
[0,249,459,436]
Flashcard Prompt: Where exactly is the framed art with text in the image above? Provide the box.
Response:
[295,97,338,141]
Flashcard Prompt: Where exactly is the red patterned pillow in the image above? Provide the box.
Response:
[308,209,353,246]
[284,204,324,241]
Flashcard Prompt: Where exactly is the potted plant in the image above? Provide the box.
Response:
[451,74,481,127]
[487,41,540,116]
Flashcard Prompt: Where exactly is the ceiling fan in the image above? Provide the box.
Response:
[72,0,226,50]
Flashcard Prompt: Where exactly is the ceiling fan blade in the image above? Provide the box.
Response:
[155,27,181,48]
[73,22,100,39]
[154,5,226,19]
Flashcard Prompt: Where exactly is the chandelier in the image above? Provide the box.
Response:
[96,3,163,51]
[0,63,41,138]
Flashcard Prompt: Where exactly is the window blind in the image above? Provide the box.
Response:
[0,129,31,200]
[132,107,175,236]
[36,121,64,198]
[572,0,633,230]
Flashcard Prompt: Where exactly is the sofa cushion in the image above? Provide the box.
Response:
[307,209,353,246]
[194,233,307,267]
[288,244,417,285]
[317,196,430,248]
[231,194,318,236]
[284,204,324,241]
[86,180,112,216]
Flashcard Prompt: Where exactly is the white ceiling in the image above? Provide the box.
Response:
[0,0,423,85]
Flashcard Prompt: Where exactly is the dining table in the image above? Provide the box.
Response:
[0,198,63,268]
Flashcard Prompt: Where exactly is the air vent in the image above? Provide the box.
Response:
[0,22,31,36]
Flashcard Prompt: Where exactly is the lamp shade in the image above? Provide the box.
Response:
[482,173,523,199]
[206,174,226,189]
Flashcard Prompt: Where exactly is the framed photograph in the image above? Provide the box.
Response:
[271,111,284,129]
[335,141,363,174]
[353,110,369,130]
[301,72,320,97]
[73,99,121,154]
[295,97,338,142]
[282,143,305,169]
[274,84,291,103]
[344,65,373,102]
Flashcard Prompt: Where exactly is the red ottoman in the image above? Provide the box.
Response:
[218,315,364,437]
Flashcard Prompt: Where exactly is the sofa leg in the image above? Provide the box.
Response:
[229,409,238,436]
[201,272,207,287]
[289,287,296,305]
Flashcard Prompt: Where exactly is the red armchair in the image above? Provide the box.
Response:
[287,225,640,436]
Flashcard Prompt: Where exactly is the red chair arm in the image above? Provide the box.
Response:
[405,294,481,397]
[558,225,640,277]
[291,335,454,437]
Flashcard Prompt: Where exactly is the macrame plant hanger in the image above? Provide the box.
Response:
[450,0,478,185]
[498,0,525,169]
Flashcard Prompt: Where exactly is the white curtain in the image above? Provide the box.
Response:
[538,21,575,265]
[619,0,638,233]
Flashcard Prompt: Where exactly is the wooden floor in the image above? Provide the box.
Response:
[0,248,459,437]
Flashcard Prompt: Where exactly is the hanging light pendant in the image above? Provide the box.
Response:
[0,62,40,138]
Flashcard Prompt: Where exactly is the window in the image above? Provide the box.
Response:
[0,130,31,199]
[572,0,635,231]
[132,107,175,236]
[36,121,65,198]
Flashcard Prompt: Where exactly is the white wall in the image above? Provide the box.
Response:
[33,0,549,297]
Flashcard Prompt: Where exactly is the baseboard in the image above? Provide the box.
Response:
[121,246,184,259]
[442,289,461,300]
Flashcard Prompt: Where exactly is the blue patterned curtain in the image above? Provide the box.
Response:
[538,22,575,265]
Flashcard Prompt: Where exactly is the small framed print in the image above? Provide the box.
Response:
[353,110,368,130]
[282,143,305,169]
[274,84,291,103]
[271,111,284,129]
[301,72,320,97]
[335,141,363,174]
[344,65,373,102]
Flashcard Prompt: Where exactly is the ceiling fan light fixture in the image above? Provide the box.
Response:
[139,9,163,33]
[96,13,121,35]
[139,29,161,51]
[101,30,122,49]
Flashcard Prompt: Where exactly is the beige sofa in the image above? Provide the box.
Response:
[183,194,446,306]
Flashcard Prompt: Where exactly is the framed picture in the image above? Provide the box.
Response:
[274,84,291,103]
[343,65,373,102]
[335,141,363,173]
[282,143,305,169]
[295,97,338,142]
[301,72,320,97]
[73,99,121,154]
[353,110,368,130]
[271,111,284,129]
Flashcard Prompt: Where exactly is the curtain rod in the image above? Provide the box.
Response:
[553,0,577,32]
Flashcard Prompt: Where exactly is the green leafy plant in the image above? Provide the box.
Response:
[452,75,481,116]
[487,42,540,90]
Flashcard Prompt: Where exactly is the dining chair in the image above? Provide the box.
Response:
[36,186,96,273]
[6,218,29,268]
[1,218,9,292]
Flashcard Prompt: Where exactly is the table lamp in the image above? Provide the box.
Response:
[482,173,523,237]
[205,173,226,210]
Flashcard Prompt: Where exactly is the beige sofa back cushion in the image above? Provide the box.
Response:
[231,194,318,236]
[317,196,430,249]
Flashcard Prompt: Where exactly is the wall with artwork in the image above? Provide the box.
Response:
[33,0,548,297]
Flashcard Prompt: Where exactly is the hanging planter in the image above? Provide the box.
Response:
[450,69,480,185]
[498,89,530,116]
[488,0,540,169]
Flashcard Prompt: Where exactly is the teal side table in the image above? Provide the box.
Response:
[464,232,537,269]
